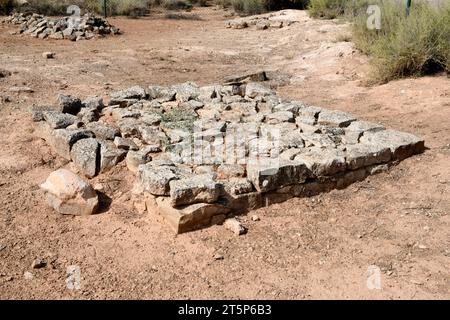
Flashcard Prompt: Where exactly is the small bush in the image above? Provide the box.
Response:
[352,0,450,82]
[0,0,15,15]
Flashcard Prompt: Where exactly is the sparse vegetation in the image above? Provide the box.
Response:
[215,0,309,15]
[309,0,450,82]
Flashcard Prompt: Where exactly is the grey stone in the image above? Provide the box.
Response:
[126,149,152,173]
[82,96,104,110]
[99,140,126,173]
[173,82,200,102]
[294,147,346,177]
[48,129,95,160]
[70,138,99,178]
[245,82,274,98]
[317,109,356,127]
[169,174,221,207]
[221,178,254,195]
[114,136,138,151]
[345,142,391,170]
[346,120,385,134]
[43,111,77,129]
[57,94,83,115]
[360,129,425,160]
[110,86,146,105]
[266,111,294,124]
[85,122,120,140]
[217,164,246,179]
[138,163,179,195]
[247,159,310,192]
[147,86,176,102]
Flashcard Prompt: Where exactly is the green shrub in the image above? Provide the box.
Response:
[0,0,15,15]
[352,0,450,82]
[308,0,369,19]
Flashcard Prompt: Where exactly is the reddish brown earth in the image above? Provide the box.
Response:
[0,8,449,299]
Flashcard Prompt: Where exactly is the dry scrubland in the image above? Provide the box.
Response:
[0,2,449,300]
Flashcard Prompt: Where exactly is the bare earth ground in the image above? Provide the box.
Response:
[0,8,449,300]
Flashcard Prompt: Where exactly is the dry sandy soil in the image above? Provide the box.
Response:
[0,8,449,300]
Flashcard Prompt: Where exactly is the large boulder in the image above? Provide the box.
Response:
[40,169,98,216]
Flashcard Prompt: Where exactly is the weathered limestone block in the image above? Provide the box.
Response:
[99,140,126,173]
[137,163,179,196]
[221,178,254,196]
[126,149,152,173]
[346,120,385,134]
[153,196,230,234]
[317,109,355,127]
[247,159,310,192]
[47,128,95,160]
[301,133,336,148]
[273,102,301,115]
[294,147,346,177]
[245,82,274,98]
[360,129,425,160]
[224,71,267,85]
[82,96,104,110]
[173,82,200,102]
[217,164,246,179]
[345,142,392,170]
[110,86,146,105]
[42,111,78,129]
[147,85,176,102]
[114,136,138,151]
[265,111,294,124]
[40,169,98,216]
[139,125,168,146]
[86,121,120,140]
[169,174,221,207]
[70,138,99,178]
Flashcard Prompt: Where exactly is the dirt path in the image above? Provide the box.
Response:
[0,8,448,299]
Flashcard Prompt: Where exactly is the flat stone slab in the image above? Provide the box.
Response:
[32,81,425,233]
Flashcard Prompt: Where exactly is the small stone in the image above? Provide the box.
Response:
[31,259,46,269]
[251,215,260,221]
[224,218,247,235]
[24,271,34,280]
[213,253,224,260]
[42,52,55,59]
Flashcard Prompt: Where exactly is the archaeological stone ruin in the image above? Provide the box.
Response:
[2,12,120,41]
[34,81,425,233]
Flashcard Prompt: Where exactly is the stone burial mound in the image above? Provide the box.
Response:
[226,11,297,30]
[2,12,120,41]
[32,81,425,234]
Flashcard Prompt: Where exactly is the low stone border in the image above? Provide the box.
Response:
[32,81,425,233]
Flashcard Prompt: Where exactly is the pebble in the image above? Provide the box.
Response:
[251,215,260,221]
[224,218,247,235]
[31,259,47,269]
[213,253,224,260]
[42,52,55,59]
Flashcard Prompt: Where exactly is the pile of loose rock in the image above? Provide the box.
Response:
[226,15,295,30]
[2,12,120,41]
[34,81,424,233]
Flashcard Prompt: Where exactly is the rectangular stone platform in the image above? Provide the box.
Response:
[32,81,425,233]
